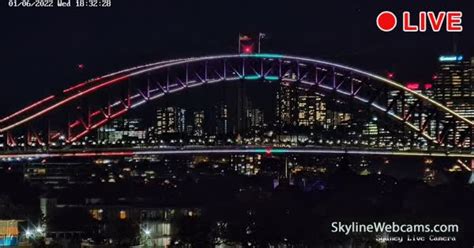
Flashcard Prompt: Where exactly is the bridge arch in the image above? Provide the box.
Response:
[0,54,472,151]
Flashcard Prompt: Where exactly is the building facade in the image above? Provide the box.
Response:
[433,55,473,120]
[156,107,186,135]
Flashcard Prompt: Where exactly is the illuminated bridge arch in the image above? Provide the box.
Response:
[0,54,472,152]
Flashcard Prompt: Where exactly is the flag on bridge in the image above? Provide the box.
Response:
[239,34,252,41]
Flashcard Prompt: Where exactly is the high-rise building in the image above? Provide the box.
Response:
[214,103,229,135]
[432,55,473,147]
[362,117,392,147]
[246,108,264,127]
[236,81,250,132]
[155,107,186,135]
[433,55,474,120]
[98,118,146,143]
[276,81,298,126]
[123,118,147,141]
[297,93,326,127]
[388,82,434,130]
[325,111,352,128]
[472,57,474,87]
[185,125,194,136]
[192,111,205,137]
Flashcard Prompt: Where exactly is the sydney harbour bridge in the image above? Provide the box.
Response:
[0,53,473,167]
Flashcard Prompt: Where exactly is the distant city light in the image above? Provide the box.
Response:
[406,82,420,90]
[439,55,463,62]
[387,72,395,79]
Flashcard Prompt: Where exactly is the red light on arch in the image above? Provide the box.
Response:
[242,45,254,54]
[265,147,272,155]
[406,82,420,90]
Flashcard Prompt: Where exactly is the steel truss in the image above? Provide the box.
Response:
[0,54,472,153]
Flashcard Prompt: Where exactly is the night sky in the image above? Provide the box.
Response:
[1,1,473,115]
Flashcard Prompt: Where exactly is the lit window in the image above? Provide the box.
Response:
[119,210,127,220]
[90,209,103,221]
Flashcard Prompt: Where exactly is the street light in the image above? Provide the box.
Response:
[141,227,152,246]
[25,229,33,238]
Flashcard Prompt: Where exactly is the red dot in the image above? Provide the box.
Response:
[377,11,397,32]
[265,147,272,155]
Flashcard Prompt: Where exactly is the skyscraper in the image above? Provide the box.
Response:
[361,116,392,147]
[155,107,186,135]
[246,108,264,128]
[433,55,474,120]
[325,111,352,128]
[276,81,298,126]
[472,57,474,87]
[297,93,326,127]
[192,111,205,137]
[214,103,229,135]
[236,81,250,132]
[388,82,434,131]
[97,118,146,143]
